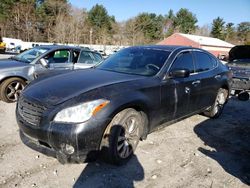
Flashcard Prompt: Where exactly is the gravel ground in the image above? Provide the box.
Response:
[0,97,249,188]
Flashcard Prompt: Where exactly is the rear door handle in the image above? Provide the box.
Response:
[215,75,221,79]
[192,80,200,85]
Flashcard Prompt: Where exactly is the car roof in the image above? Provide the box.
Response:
[128,45,190,52]
[34,45,95,52]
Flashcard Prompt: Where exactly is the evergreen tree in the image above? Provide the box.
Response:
[211,17,225,40]
[173,8,197,34]
[87,4,115,44]
[237,22,250,43]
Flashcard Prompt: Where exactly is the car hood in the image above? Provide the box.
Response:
[229,45,250,61]
[23,68,144,106]
[229,65,250,78]
[0,59,28,69]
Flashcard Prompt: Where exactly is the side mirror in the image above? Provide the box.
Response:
[39,58,49,68]
[169,69,190,78]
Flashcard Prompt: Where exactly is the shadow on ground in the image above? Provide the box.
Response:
[74,124,144,188]
[73,155,144,188]
[194,98,250,185]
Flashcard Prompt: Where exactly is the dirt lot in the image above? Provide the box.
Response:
[0,97,249,188]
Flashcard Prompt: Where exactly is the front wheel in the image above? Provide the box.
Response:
[100,108,144,165]
[0,78,26,103]
[204,88,228,118]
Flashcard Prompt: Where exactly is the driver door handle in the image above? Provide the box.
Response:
[192,80,200,86]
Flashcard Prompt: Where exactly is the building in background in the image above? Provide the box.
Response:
[158,33,234,59]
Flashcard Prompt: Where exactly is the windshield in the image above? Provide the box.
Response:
[97,47,171,76]
[13,47,49,63]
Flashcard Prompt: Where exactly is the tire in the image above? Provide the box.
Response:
[0,77,26,103]
[238,91,249,101]
[100,108,144,165]
[204,88,228,118]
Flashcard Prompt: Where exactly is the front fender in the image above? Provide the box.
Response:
[0,66,34,83]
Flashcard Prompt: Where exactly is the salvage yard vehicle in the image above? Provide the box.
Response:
[16,45,231,165]
[0,45,103,103]
[0,37,6,53]
[227,45,250,101]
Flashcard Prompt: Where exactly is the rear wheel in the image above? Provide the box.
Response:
[101,108,144,165]
[204,88,228,118]
[0,78,26,103]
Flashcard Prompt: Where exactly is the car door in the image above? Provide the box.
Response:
[192,51,219,109]
[33,49,73,78]
[74,51,103,69]
[161,51,201,120]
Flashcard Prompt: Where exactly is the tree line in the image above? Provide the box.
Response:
[0,0,249,45]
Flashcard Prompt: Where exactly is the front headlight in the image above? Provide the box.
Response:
[53,99,109,123]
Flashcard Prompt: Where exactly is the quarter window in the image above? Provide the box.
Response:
[170,51,195,73]
[194,51,216,72]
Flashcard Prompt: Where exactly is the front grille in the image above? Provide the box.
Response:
[232,78,250,90]
[18,96,47,126]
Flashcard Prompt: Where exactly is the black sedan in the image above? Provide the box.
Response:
[16,45,231,165]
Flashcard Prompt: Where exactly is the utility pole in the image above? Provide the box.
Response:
[90,28,93,44]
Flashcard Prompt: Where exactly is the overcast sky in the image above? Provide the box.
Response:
[69,0,250,26]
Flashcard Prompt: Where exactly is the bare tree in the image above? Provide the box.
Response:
[195,24,211,37]
[124,18,145,45]
[6,1,36,41]
[52,6,88,44]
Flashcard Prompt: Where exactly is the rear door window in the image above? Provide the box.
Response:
[93,53,103,62]
[193,51,216,72]
[170,51,195,73]
[78,51,102,64]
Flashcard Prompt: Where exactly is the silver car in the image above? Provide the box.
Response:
[0,45,103,103]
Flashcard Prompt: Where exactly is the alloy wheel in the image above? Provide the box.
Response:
[117,117,140,159]
[6,81,25,102]
[214,92,226,114]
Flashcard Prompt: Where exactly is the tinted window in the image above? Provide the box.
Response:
[170,51,195,73]
[228,59,250,66]
[194,51,216,72]
[97,47,171,76]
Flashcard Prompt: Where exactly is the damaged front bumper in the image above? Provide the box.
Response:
[16,109,109,163]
